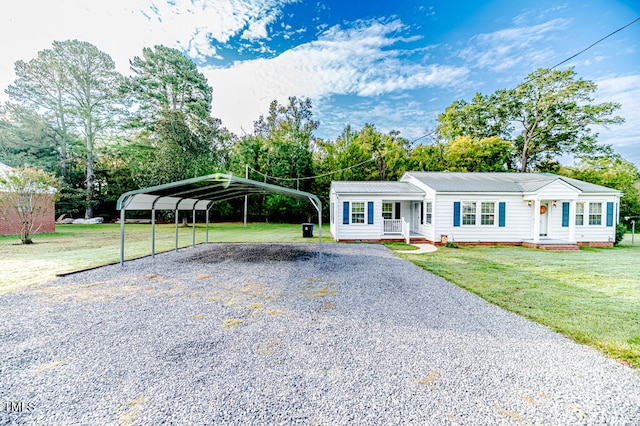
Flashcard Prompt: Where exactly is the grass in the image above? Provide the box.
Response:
[394,234,640,368]
[0,222,328,293]
[382,241,419,251]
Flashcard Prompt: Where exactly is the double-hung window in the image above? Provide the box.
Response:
[575,202,584,226]
[425,202,433,225]
[351,202,365,224]
[382,202,393,220]
[589,202,602,225]
[462,202,476,225]
[480,202,495,225]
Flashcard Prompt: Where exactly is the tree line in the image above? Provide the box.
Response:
[1,40,638,223]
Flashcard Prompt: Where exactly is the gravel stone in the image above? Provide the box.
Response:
[1,242,639,425]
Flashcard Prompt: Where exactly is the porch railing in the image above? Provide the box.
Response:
[383,219,403,234]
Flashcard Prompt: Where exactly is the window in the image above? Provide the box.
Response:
[481,202,495,225]
[382,202,393,220]
[425,202,432,224]
[330,202,334,224]
[575,202,584,226]
[351,202,365,224]
[462,202,476,225]
[589,202,602,225]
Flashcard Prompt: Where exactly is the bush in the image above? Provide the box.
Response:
[615,223,627,245]
[445,241,459,248]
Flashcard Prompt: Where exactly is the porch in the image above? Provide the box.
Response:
[381,199,425,242]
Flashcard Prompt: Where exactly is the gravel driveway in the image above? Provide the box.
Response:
[1,243,639,425]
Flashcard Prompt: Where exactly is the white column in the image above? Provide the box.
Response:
[533,200,541,243]
[568,200,576,243]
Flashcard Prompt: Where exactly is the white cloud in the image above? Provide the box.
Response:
[204,19,469,135]
[459,18,571,71]
[593,74,640,155]
[0,0,296,101]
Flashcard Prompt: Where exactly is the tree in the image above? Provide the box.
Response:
[437,68,624,171]
[444,136,513,172]
[228,97,318,221]
[123,45,228,186]
[6,40,124,219]
[407,143,445,172]
[0,106,61,173]
[5,47,75,182]
[0,165,59,244]
[559,156,640,221]
[54,40,124,218]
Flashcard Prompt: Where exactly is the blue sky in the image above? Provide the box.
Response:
[1,0,639,165]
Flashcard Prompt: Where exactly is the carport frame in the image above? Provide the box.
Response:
[116,173,322,266]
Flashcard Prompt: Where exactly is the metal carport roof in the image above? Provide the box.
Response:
[116,173,322,266]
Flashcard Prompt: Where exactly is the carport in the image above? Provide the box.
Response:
[116,173,322,266]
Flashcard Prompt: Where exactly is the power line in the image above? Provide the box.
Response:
[549,16,640,71]
[523,16,640,85]
[248,129,437,183]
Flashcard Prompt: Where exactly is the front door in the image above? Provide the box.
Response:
[412,202,421,232]
[539,202,549,237]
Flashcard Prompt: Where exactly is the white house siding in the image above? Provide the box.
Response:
[433,194,532,243]
[330,194,383,241]
[574,196,618,243]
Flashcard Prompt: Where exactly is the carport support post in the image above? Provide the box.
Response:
[175,209,179,251]
[119,208,125,266]
[205,209,210,244]
[151,208,156,259]
[192,208,196,248]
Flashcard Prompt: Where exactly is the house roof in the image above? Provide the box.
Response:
[331,181,423,194]
[403,172,620,194]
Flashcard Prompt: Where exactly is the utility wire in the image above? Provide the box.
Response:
[523,16,640,84]
[248,129,437,183]
[549,16,640,71]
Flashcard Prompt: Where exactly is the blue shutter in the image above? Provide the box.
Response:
[367,201,374,225]
[343,201,349,225]
[562,202,569,227]
[453,202,461,227]
[498,202,506,227]
[606,202,614,227]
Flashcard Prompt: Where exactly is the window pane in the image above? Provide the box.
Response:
[425,202,432,224]
[382,202,393,220]
[462,202,476,225]
[481,202,495,225]
[352,202,365,224]
[589,202,602,225]
[575,202,584,225]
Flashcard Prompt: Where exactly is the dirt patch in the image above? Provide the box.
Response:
[184,244,317,263]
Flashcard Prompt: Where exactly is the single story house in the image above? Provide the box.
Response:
[0,162,56,236]
[329,172,621,249]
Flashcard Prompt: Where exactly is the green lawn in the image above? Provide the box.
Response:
[395,234,640,368]
[0,222,328,294]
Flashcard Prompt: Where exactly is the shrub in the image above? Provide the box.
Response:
[615,223,627,245]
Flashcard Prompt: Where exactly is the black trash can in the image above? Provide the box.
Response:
[302,223,314,238]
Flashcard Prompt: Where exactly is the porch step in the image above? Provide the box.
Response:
[409,237,429,244]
